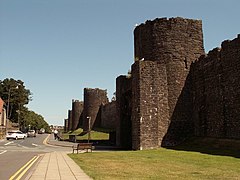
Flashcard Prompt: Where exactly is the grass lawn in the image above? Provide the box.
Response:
[62,128,109,140]
[69,148,240,179]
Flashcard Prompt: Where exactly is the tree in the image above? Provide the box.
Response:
[0,78,32,122]
[0,78,50,132]
[20,108,50,132]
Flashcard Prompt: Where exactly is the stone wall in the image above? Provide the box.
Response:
[67,110,72,131]
[116,75,132,148]
[64,119,68,132]
[63,17,240,150]
[132,61,168,150]
[82,88,109,131]
[132,17,205,149]
[221,36,240,138]
[71,100,84,131]
[191,35,240,139]
[101,101,117,129]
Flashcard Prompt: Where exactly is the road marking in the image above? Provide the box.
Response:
[32,143,38,147]
[15,156,39,180]
[17,144,29,148]
[4,141,13,146]
[43,134,50,145]
[43,134,59,147]
[9,156,39,180]
[0,150,7,155]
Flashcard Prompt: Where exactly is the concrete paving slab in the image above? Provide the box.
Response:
[28,151,92,180]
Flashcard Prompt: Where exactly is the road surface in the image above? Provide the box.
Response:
[0,133,70,179]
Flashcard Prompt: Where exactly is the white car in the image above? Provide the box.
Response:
[27,130,36,137]
[6,130,27,140]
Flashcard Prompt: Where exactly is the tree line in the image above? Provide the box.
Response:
[0,78,50,132]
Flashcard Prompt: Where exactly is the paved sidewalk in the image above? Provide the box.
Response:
[46,134,120,151]
[27,134,92,180]
[28,152,91,180]
[47,134,76,148]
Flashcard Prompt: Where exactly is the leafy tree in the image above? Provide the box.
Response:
[20,108,50,132]
[0,78,50,132]
[0,78,32,122]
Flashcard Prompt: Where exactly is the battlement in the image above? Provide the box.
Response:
[222,34,240,49]
[134,17,204,63]
[72,99,82,103]
[136,17,202,29]
[64,17,240,150]
[129,18,240,150]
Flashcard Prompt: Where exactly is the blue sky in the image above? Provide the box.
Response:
[1,0,240,125]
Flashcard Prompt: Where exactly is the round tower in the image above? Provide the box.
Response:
[82,88,109,131]
[132,17,205,149]
[71,100,84,131]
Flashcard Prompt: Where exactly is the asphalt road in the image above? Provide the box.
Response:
[0,133,70,180]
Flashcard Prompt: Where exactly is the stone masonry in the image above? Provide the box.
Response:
[82,88,109,131]
[71,100,84,131]
[64,88,117,137]
[130,17,205,150]
[101,101,117,130]
[64,119,68,132]
[191,35,240,139]
[116,75,132,148]
[67,110,72,132]
[64,17,240,151]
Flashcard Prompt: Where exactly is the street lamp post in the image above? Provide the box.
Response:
[87,116,91,143]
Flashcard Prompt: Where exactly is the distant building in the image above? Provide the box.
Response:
[50,125,64,131]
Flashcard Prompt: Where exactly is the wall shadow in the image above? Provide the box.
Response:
[165,137,240,158]
[161,71,193,147]
[161,65,240,158]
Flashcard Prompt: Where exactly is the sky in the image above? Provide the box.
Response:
[1,0,240,126]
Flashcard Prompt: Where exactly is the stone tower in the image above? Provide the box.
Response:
[67,110,72,131]
[71,100,84,131]
[131,17,205,150]
[64,119,68,132]
[82,88,109,131]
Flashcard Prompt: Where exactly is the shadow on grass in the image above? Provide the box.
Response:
[165,137,240,158]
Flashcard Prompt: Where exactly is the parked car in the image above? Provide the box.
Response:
[6,130,27,140]
[27,130,36,137]
[38,128,45,134]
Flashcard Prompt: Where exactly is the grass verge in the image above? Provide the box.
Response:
[69,148,240,180]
